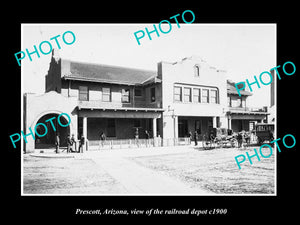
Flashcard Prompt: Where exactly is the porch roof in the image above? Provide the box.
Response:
[77,105,164,112]
[227,80,252,96]
[227,110,269,120]
[227,111,269,115]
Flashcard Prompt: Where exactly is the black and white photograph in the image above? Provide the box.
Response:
[21,24,276,195]
[4,5,298,221]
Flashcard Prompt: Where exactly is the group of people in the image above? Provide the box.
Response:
[134,128,151,140]
[53,129,153,152]
[188,129,253,148]
[236,130,251,148]
[54,133,85,153]
[99,129,152,148]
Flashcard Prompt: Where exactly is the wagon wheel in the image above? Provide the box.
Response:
[202,140,212,150]
[214,139,222,148]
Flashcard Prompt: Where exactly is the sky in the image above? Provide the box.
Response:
[21,24,276,107]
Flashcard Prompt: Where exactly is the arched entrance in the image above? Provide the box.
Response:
[34,113,70,149]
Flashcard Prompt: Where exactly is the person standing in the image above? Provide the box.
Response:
[145,130,150,139]
[55,133,60,153]
[66,134,72,153]
[188,131,193,144]
[100,131,106,148]
[134,128,139,147]
[237,131,243,148]
[79,135,85,153]
[244,131,250,147]
[193,131,198,146]
[71,134,77,152]
[145,130,150,147]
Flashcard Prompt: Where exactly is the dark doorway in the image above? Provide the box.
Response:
[178,119,188,137]
[35,113,70,149]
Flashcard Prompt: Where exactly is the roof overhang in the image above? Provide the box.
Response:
[77,105,164,112]
[227,111,269,115]
[63,75,161,86]
[227,111,269,120]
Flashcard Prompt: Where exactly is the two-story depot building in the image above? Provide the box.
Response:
[23,52,268,152]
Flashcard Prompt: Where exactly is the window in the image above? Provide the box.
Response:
[107,119,116,137]
[193,88,201,103]
[174,85,219,104]
[121,89,130,103]
[184,87,192,102]
[134,88,142,97]
[150,87,156,102]
[102,87,111,102]
[210,90,218,104]
[236,97,242,107]
[174,86,182,102]
[79,86,88,101]
[194,65,200,77]
[202,89,209,103]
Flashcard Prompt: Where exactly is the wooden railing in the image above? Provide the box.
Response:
[86,137,191,150]
[78,100,161,109]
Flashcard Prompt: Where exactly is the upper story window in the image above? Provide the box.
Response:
[150,87,156,102]
[194,65,200,77]
[184,87,192,102]
[193,88,201,103]
[236,97,241,107]
[174,86,182,102]
[79,86,88,101]
[228,95,246,108]
[210,89,218,104]
[174,84,219,105]
[102,87,111,102]
[201,89,209,103]
[121,88,130,103]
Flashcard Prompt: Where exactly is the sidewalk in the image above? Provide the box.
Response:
[83,146,212,195]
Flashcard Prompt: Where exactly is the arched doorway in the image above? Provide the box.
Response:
[34,113,70,149]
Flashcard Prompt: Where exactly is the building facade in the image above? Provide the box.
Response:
[23,52,269,152]
[226,80,269,132]
[158,56,227,140]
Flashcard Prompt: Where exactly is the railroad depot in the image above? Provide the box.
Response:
[23,50,269,152]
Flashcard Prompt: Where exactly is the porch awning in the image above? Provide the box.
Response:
[227,111,269,120]
[77,105,164,119]
[77,105,164,112]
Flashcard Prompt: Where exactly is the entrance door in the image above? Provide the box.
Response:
[178,119,188,137]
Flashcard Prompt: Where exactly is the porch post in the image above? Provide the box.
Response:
[83,116,87,145]
[228,117,232,130]
[212,116,217,128]
[174,116,178,138]
[152,118,157,137]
